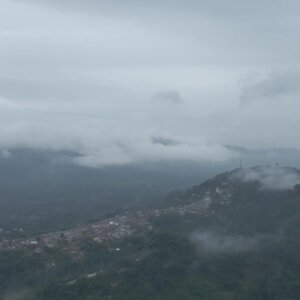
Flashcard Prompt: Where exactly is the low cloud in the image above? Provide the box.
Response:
[237,167,300,190]
[240,71,300,105]
[72,135,233,167]
[0,118,234,167]
[191,231,268,253]
[0,149,11,159]
[151,90,183,105]
[151,136,180,146]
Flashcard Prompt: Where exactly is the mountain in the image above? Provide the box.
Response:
[0,148,232,235]
[1,166,300,299]
[2,147,300,236]
[172,165,300,235]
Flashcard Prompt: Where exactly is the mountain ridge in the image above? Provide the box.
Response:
[2,165,300,299]
[3,165,300,252]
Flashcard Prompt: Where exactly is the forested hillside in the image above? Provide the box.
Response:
[2,166,300,299]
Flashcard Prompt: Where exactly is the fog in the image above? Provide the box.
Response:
[237,167,300,190]
[191,231,272,253]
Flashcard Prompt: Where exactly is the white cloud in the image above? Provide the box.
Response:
[237,167,300,190]
[0,117,234,167]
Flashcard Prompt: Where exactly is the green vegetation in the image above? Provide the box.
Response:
[2,167,300,299]
[0,149,220,236]
[35,232,300,300]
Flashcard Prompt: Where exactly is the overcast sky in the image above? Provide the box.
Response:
[0,0,299,166]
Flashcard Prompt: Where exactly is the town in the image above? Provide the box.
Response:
[0,185,232,254]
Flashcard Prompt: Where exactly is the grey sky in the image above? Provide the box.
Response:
[0,0,299,166]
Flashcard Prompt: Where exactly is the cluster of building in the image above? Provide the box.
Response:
[0,214,151,253]
[0,187,231,254]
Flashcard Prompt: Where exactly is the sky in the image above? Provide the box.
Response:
[0,0,300,166]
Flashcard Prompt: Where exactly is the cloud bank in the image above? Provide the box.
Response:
[0,1,300,166]
[237,167,300,190]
